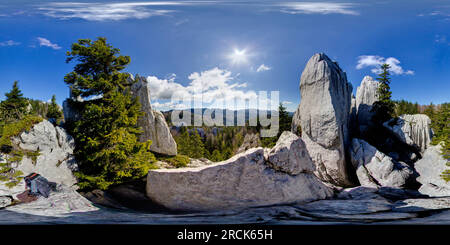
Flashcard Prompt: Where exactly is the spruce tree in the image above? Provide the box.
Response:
[278,103,291,136]
[0,81,28,122]
[372,64,395,123]
[46,95,63,121]
[64,37,155,190]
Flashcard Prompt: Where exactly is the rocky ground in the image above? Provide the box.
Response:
[0,185,449,224]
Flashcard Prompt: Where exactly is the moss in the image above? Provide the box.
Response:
[0,115,43,152]
[0,115,43,187]
[157,154,190,168]
[25,150,40,164]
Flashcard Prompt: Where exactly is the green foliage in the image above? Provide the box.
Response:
[0,81,29,122]
[0,115,43,150]
[176,130,206,159]
[422,103,450,181]
[372,64,395,123]
[27,99,49,118]
[64,37,156,190]
[159,154,190,168]
[46,95,63,121]
[394,99,419,116]
[278,103,291,134]
[0,115,42,188]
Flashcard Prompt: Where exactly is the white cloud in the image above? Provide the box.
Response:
[435,34,450,45]
[0,40,20,46]
[145,67,258,110]
[174,18,189,26]
[38,2,180,21]
[282,101,292,105]
[278,2,359,15]
[356,55,414,75]
[37,37,61,50]
[256,64,271,72]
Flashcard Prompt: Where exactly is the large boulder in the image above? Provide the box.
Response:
[267,131,314,175]
[383,114,433,153]
[146,132,333,211]
[355,76,379,128]
[349,138,414,188]
[415,144,450,197]
[129,74,177,156]
[296,53,353,186]
[0,120,77,198]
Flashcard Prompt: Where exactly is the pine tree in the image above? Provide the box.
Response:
[46,95,63,121]
[278,103,291,136]
[64,37,155,190]
[372,64,395,123]
[0,81,28,122]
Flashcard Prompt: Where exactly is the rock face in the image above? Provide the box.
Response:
[0,120,77,198]
[291,105,301,135]
[5,184,98,216]
[296,53,353,186]
[63,88,83,123]
[415,144,450,197]
[146,132,334,211]
[236,133,261,154]
[267,131,314,175]
[383,114,432,153]
[350,138,414,188]
[355,76,379,128]
[129,74,177,156]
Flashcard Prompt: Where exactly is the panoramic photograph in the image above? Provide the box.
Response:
[0,0,449,239]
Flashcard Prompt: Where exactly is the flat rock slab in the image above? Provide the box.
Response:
[393,197,450,213]
[299,210,417,222]
[5,185,98,216]
[295,199,393,215]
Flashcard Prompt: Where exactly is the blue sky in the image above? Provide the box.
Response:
[0,0,449,112]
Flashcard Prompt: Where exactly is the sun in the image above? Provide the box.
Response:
[229,48,248,65]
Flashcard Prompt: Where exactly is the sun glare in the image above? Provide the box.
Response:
[229,48,248,65]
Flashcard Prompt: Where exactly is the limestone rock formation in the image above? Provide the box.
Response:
[350,138,414,188]
[62,88,84,123]
[383,114,433,153]
[355,76,379,128]
[0,120,77,198]
[129,74,177,156]
[296,53,353,186]
[236,133,261,154]
[267,131,315,175]
[291,105,301,135]
[415,144,450,197]
[146,132,334,211]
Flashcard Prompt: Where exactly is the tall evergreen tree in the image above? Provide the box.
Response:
[0,81,28,122]
[278,103,291,135]
[372,64,395,123]
[64,37,155,190]
[46,95,63,120]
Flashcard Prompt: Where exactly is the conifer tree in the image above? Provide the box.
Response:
[278,103,291,135]
[46,95,63,121]
[372,64,395,123]
[64,37,155,190]
[0,81,28,122]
